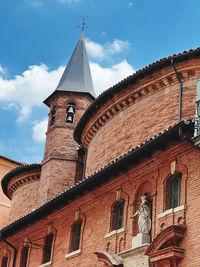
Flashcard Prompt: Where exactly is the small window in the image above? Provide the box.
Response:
[69,219,82,252]
[170,174,181,208]
[50,106,56,126]
[110,200,125,231]
[66,103,76,123]
[42,233,54,264]
[20,246,29,267]
[164,173,181,210]
[1,256,8,267]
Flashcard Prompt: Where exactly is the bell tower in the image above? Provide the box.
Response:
[38,31,96,206]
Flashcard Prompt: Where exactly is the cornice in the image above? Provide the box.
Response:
[7,173,40,199]
[81,65,200,148]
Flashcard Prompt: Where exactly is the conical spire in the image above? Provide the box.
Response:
[56,32,96,98]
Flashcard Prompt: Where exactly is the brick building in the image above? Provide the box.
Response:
[1,32,200,266]
[0,156,22,230]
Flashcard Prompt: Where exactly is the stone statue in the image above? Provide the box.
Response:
[131,193,151,234]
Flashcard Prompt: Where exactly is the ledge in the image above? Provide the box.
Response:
[0,202,10,208]
[39,261,52,267]
[104,227,125,238]
[119,243,149,258]
[65,249,81,259]
[157,205,185,219]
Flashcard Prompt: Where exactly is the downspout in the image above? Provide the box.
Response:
[171,59,183,122]
[81,146,88,180]
[0,237,17,267]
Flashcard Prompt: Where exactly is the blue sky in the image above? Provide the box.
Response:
[1,0,200,163]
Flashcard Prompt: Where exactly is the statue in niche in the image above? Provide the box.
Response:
[131,193,151,235]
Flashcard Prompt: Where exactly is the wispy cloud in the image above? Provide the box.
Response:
[86,38,130,61]
[127,2,133,8]
[24,0,43,7]
[32,118,48,142]
[0,65,7,76]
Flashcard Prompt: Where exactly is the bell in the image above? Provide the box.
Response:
[66,115,73,123]
[67,106,75,113]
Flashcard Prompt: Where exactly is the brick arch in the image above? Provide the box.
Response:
[108,188,130,233]
[94,251,123,267]
[162,161,188,212]
[132,181,153,236]
[145,224,186,266]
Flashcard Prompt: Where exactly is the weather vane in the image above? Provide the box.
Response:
[78,15,88,32]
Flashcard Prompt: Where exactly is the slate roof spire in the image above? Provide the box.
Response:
[55,31,96,98]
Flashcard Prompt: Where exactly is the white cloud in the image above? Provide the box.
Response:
[85,39,105,60]
[32,118,48,142]
[90,60,135,96]
[0,64,64,122]
[0,59,134,123]
[0,38,134,124]
[85,38,130,61]
[30,60,134,142]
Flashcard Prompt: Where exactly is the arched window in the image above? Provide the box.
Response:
[110,200,125,231]
[50,106,56,126]
[1,256,8,267]
[42,233,54,264]
[164,173,182,210]
[66,103,76,123]
[69,219,82,252]
[20,246,29,267]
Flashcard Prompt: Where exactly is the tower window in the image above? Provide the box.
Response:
[42,233,54,264]
[69,219,82,252]
[66,103,76,123]
[110,200,125,231]
[20,246,29,267]
[164,173,182,210]
[50,106,56,126]
[1,256,8,267]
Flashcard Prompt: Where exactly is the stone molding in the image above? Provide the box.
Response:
[7,173,40,199]
[39,261,52,267]
[65,249,81,259]
[104,227,125,238]
[157,205,186,219]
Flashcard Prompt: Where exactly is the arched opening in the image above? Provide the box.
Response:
[66,102,76,123]
[110,200,125,231]
[69,219,82,252]
[1,256,8,267]
[42,233,54,264]
[164,172,182,210]
[20,246,29,267]
[50,105,56,126]
[132,182,153,237]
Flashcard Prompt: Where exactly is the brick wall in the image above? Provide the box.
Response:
[1,142,200,266]
[0,158,20,228]
[38,92,93,206]
[83,60,199,177]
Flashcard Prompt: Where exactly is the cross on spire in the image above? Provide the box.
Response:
[79,15,88,32]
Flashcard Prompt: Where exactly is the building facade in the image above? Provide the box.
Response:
[0,155,22,229]
[1,33,200,267]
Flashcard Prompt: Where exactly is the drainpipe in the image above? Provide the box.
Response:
[171,59,183,122]
[0,236,17,267]
[81,146,88,180]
